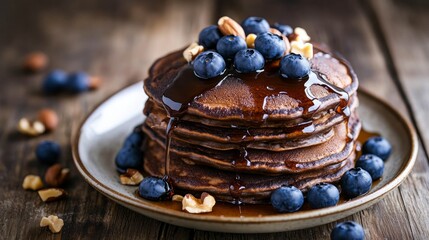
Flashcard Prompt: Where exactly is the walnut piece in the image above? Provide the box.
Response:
[40,215,64,233]
[291,41,314,59]
[22,175,44,190]
[38,188,67,202]
[294,27,311,42]
[183,42,204,63]
[17,118,45,136]
[182,192,216,214]
[172,194,184,202]
[119,169,144,185]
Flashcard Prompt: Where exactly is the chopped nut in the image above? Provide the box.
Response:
[119,169,144,185]
[45,164,70,187]
[88,76,102,90]
[40,215,64,233]
[172,194,184,202]
[245,34,257,48]
[17,118,46,136]
[37,109,59,131]
[283,35,291,55]
[38,188,66,202]
[183,43,204,63]
[269,28,282,36]
[182,192,216,214]
[294,27,311,42]
[291,41,314,59]
[218,16,245,39]
[22,175,44,190]
[23,52,48,72]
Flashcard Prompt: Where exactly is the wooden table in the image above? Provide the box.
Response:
[1,0,428,239]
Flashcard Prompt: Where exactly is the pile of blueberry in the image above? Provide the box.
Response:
[42,70,97,94]
[194,17,310,79]
[271,136,391,213]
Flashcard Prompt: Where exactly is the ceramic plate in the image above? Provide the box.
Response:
[72,83,417,233]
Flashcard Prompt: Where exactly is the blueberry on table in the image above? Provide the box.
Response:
[307,183,339,209]
[341,168,372,198]
[356,154,384,180]
[42,70,67,94]
[362,136,392,161]
[270,186,304,213]
[65,72,90,93]
[272,23,293,36]
[254,32,286,60]
[331,221,365,240]
[193,51,226,79]
[115,147,143,172]
[123,130,145,148]
[234,49,265,73]
[139,176,173,201]
[216,35,247,60]
[35,141,61,165]
[280,53,311,79]
[198,25,222,49]
[241,16,270,35]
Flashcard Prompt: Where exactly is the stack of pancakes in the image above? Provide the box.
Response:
[142,47,360,204]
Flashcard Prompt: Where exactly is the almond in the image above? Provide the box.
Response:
[23,52,48,72]
[37,109,58,131]
[88,76,102,90]
[183,43,204,63]
[218,16,245,39]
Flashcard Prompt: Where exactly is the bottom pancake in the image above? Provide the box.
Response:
[143,138,356,204]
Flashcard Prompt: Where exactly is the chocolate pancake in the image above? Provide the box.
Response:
[144,48,358,125]
[143,137,356,204]
[143,113,360,174]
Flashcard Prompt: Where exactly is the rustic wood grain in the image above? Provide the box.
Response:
[1,0,428,239]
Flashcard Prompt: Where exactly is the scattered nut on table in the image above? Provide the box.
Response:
[23,52,48,72]
[38,188,67,202]
[37,109,59,131]
[182,192,216,214]
[119,169,144,185]
[17,118,46,136]
[45,164,70,187]
[183,42,204,63]
[40,215,64,233]
[218,16,246,39]
[22,175,44,190]
[88,76,102,90]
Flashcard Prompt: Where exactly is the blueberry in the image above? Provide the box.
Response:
[193,51,226,79]
[280,53,311,79]
[115,147,143,172]
[35,141,61,165]
[138,176,173,201]
[331,221,365,240]
[362,136,392,161]
[254,32,286,60]
[42,70,67,94]
[198,25,222,49]
[272,23,293,36]
[307,183,339,209]
[65,72,90,93]
[356,154,384,180]
[341,168,372,198]
[216,35,247,60]
[270,186,304,213]
[241,16,270,35]
[123,131,144,148]
[234,49,265,73]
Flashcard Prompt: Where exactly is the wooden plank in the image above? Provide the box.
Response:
[0,0,213,239]
[186,0,423,239]
[365,0,429,238]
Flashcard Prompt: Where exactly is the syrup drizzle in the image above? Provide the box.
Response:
[160,50,352,204]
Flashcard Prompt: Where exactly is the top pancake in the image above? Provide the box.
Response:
[143,47,358,125]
